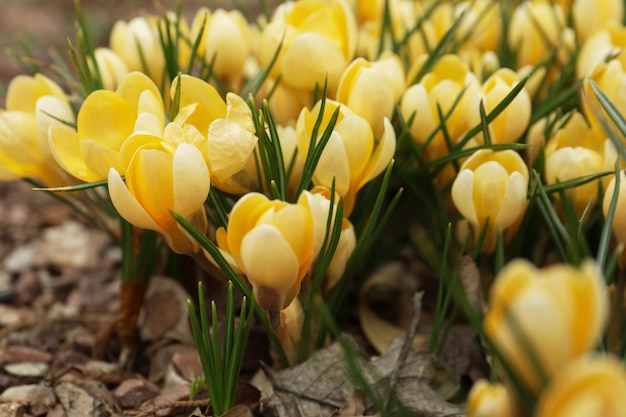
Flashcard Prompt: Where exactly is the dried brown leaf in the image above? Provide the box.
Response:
[255,336,463,417]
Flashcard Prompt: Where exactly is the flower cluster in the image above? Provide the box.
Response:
[468,259,626,417]
[4,0,626,411]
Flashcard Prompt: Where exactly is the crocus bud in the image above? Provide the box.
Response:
[336,53,405,137]
[508,0,566,68]
[584,50,626,126]
[256,0,357,94]
[216,192,316,312]
[0,74,75,186]
[572,0,624,41]
[544,111,617,217]
[191,8,250,87]
[577,26,626,78]
[466,68,531,144]
[110,16,165,86]
[484,259,607,397]
[296,99,395,215]
[401,54,479,162]
[535,355,626,417]
[89,47,129,91]
[451,149,529,253]
[467,380,514,417]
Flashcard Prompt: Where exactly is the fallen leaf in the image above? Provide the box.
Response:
[254,335,463,417]
[358,262,426,354]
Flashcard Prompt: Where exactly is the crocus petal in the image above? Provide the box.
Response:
[360,117,396,188]
[493,171,529,229]
[472,161,509,224]
[334,115,374,183]
[451,169,478,224]
[108,167,162,232]
[49,125,101,182]
[226,92,255,132]
[116,72,163,115]
[207,119,258,181]
[77,90,136,150]
[119,133,163,171]
[227,193,272,265]
[35,96,75,159]
[6,74,66,113]
[0,112,41,172]
[172,75,227,132]
[314,131,351,195]
[133,112,164,136]
[172,143,211,217]
[125,147,174,230]
[81,139,125,179]
[240,224,300,306]
[263,204,313,276]
[282,32,347,91]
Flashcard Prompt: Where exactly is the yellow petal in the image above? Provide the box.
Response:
[172,143,211,217]
[171,75,227,132]
[493,171,528,229]
[359,117,396,189]
[118,72,164,111]
[77,90,136,150]
[35,96,75,160]
[6,74,66,114]
[268,204,313,276]
[472,161,509,224]
[451,169,478,225]
[0,112,41,173]
[119,133,162,171]
[314,131,351,195]
[226,93,254,133]
[207,119,258,181]
[240,224,299,310]
[126,146,174,232]
[108,167,162,232]
[334,115,374,183]
[81,139,125,179]
[48,125,101,182]
[227,192,271,266]
[282,32,347,91]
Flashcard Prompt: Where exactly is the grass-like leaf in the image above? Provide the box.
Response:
[171,210,290,367]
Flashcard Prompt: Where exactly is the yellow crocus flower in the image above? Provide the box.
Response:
[466,380,514,417]
[109,16,166,87]
[336,53,405,138]
[191,8,251,87]
[544,111,617,217]
[296,99,395,215]
[108,141,210,255]
[451,149,529,253]
[0,74,74,186]
[401,54,479,162]
[216,192,316,311]
[485,259,607,397]
[256,0,357,94]
[466,68,531,145]
[535,355,626,417]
